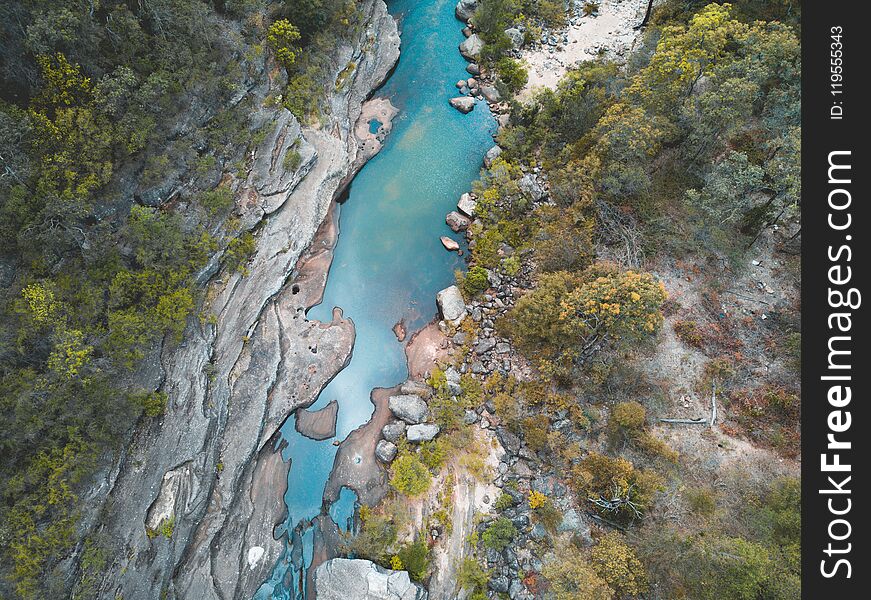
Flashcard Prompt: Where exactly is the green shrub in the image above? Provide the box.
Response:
[457,557,489,595]
[462,266,490,297]
[198,187,234,215]
[493,492,516,511]
[397,537,430,582]
[133,390,168,417]
[224,232,256,275]
[390,453,431,496]
[481,517,516,551]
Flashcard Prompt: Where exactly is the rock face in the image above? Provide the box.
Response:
[437,285,467,322]
[449,96,476,113]
[407,423,441,443]
[455,0,479,22]
[314,558,428,600]
[295,399,339,440]
[459,34,484,60]
[388,394,429,424]
[80,3,402,600]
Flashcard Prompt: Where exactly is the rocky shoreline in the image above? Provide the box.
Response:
[311,3,622,599]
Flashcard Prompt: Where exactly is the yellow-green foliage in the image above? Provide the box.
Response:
[504,265,666,375]
[266,19,301,68]
[346,507,398,564]
[542,543,614,600]
[528,490,547,509]
[224,232,257,275]
[389,453,431,496]
[590,532,649,597]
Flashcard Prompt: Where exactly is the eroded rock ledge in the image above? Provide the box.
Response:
[85,2,400,599]
[296,400,340,441]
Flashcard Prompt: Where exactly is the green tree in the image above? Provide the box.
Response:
[496,57,528,94]
[267,19,302,69]
[504,265,666,373]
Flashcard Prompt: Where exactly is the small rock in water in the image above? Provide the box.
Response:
[440,236,460,252]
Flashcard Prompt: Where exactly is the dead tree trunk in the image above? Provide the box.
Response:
[635,0,654,30]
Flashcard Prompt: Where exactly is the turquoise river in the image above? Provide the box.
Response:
[256,0,496,597]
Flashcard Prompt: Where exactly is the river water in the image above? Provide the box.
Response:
[256,0,495,597]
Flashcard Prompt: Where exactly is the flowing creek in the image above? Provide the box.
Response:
[256,0,495,597]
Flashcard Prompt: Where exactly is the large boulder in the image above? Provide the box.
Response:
[455,0,479,22]
[375,440,398,463]
[519,173,545,201]
[314,558,428,600]
[557,508,593,545]
[437,285,467,322]
[449,96,476,114]
[407,423,441,443]
[475,337,497,355]
[505,27,524,49]
[457,193,477,217]
[479,85,501,104]
[388,394,429,424]
[400,380,431,397]
[483,144,502,168]
[446,210,471,232]
[382,421,407,442]
[459,34,484,60]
